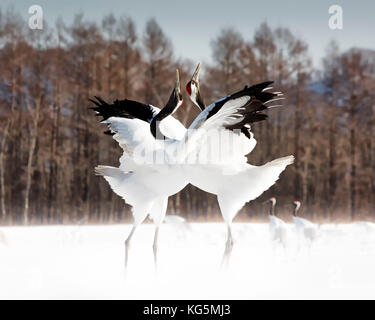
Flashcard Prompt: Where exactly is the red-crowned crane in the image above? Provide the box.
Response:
[91,71,189,268]
[266,197,288,248]
[292,200,318,246]
[184,64,294,263]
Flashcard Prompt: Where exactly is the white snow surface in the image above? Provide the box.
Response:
[0,222,375,299]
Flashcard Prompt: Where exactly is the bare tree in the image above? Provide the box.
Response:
[210,28,243,94]
[339,51,368,219]
[0,10,25,220]
[117,16,138,98]
[322,40,340,215]
[142,18,173,106]
[289,38,311,201]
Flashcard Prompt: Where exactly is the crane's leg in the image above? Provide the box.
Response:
[153,226,159,267]
[125,225,136,268]
[217,195,237,268]
[221,223,234,267]
[149,197,168,270]
[124,202,154,269]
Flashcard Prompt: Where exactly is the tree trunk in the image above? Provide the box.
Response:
[349,94,356,220]
[294,75,301,199]
[0,114,12,219]
[0,71,16,220]
[23,97,41,224]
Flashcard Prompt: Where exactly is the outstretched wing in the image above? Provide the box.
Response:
[90,97,187,167]
[179,82,282,162]
[90,97,156,124]
[90,97,186,140]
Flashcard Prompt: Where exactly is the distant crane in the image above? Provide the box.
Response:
[265,197,288,248]
[292,201,318,246]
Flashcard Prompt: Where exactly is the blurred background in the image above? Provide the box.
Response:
[0,1,374,225]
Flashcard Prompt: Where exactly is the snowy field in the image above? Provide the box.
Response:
[1,221,375,299]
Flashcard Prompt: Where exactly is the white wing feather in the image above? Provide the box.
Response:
[104,111,187,171]
[177,96,252,162]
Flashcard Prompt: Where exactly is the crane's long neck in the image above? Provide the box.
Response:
[192,88,205,111]
[293,206,298,217]
[150,108,171,140]
[269,203,275,216]
[188,63,205,111]
[150,90,181,140]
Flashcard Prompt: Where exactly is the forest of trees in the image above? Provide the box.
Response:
[0,8,374,225]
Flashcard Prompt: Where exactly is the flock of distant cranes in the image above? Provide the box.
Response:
[89,63,317,267]
[265,197,318,248]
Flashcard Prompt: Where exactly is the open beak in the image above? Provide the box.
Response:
[175,69,181,96]
[175,69,183,103]
[190,63,205,111]
[191,62,201,83]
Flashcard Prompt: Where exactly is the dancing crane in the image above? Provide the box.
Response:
[91,71,189,267]
[184,63,294,263]
[292,201,317,246]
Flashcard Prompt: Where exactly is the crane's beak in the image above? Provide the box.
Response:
[175,69,180,95]
[189,63,205,111]
[175,69,183,102]
[191,62,201,83]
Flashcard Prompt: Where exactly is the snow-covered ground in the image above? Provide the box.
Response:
[1,221,375,299]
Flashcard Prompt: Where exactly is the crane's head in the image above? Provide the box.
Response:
[186,63,205,111]
[150,70,184,140]
[292,200,301,211]
[165,69,183,115]
[262,196,276,216]
[269,196,276,206]
[262,196,276,206]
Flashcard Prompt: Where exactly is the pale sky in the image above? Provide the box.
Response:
[2,0,375,68]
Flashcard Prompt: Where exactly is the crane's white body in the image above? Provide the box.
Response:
[293,216,315,230]
[182,85,293,264]
[93,95,192,267]
[269,215,288,247]
[101,94,293,227]
[291,200,317,246]
[97,112,190,227]
[185,77,293,230]
[293,216,318,244]
[188,156,294,223]
[94,75,293,266]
